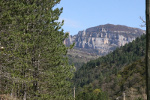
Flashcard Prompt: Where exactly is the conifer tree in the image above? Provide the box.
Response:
[0,0,74,99]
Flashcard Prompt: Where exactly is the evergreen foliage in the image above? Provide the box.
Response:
[75,84,109,100]
[74,34,146,99]
[74,34,146,87]
[0,0,74,99]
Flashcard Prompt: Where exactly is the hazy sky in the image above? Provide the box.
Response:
[56,0,145,36]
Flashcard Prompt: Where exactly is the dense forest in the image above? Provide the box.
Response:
[0,0,74,100]
[0,0,147,100]
[74,34,146,99]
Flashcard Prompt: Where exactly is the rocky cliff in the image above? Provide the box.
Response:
[64,24,145,56]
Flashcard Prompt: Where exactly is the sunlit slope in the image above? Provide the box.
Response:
[74,34,146,99]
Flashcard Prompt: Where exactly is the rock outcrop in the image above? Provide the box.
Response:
[64,24,145,56]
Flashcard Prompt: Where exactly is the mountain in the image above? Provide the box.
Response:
[65,24,145,56]
[74,34,146,99]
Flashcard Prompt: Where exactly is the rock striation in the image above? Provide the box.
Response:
[64,24,145,56]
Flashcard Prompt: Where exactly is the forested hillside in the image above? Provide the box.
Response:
[74,34,146,99]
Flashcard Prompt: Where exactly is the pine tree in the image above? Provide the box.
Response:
[0,0,74,99]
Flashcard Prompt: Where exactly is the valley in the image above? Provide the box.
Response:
[66,24,146,99]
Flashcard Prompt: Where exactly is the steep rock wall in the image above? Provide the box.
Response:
[64,24,145,55]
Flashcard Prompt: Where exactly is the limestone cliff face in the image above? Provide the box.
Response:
[64,24,145,55]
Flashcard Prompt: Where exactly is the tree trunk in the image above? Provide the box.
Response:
[146,0,150,99]
[23,83,27,100]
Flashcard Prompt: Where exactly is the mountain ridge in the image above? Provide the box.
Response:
[65,24,145,56]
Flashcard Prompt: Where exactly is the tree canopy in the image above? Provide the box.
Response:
[0,0,74,99]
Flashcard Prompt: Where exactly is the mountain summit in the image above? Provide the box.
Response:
[64,24,145,56]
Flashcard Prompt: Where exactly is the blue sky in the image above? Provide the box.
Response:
[56,0,145,36]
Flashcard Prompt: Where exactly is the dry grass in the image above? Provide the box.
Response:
[0,94,19,100]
